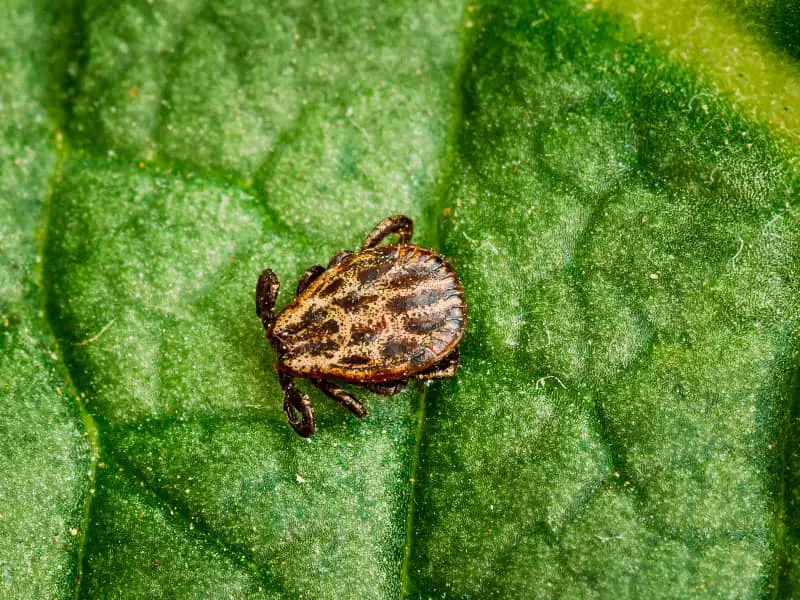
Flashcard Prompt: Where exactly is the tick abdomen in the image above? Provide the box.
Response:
[272,244,465,382]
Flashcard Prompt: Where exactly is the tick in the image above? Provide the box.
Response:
[256,214,466,437]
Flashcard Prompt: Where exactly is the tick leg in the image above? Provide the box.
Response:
[256,268,280,332]
[414,349,460,380]
[296,264,325,295]
[312,379,367,418]
[327,249,353,269]
[279,373,315,437]
[360,215,413,250]
[361,380,407,396]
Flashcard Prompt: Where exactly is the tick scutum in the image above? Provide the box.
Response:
[333,291,380,312]
[271,244,465,382]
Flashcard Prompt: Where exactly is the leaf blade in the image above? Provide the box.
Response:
[409,1,800,596]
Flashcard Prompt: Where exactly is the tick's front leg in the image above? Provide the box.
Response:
[279,373,315,437]
[360,215,413,249]
[256,268,280,332]
[296,265,325,295]
[312,379,367,418]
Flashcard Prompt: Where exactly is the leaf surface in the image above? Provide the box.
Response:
[2,0,800,598]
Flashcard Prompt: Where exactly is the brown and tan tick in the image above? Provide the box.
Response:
[256,215,466,437]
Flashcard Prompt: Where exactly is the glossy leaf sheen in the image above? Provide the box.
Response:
[2,0,800,598]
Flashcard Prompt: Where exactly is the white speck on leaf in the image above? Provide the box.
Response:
[731,235,744,269]
[77,318,116,346]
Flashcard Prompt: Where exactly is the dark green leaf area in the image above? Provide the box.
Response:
[81,461,275,598]
[788,395,800,593]
[0,315,91,599]
[48,154,277,424]
[720,0,800,59]
[410,1,800,598]
[0,1,91,598]
[108,413,416,598]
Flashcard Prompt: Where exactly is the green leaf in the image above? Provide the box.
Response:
[0,2,92,597]
[409,3,800,596]
[2,0,800,598]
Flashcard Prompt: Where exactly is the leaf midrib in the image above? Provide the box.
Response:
[38,137,99,598]
[398,3,474,596]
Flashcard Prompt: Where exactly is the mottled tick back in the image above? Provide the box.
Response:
[256,215,466,437]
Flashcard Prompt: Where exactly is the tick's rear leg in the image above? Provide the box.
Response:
[256,269,280,333]
[361,215,413,250]
[361,380,407,396]
[279,373,315,437]
[296,265,325,295]
[312,379,367,418]
[415,349,460,380]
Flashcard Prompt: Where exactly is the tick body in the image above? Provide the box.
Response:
[256,215,466,437]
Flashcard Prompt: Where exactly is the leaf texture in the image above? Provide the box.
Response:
[2,0,800,598]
